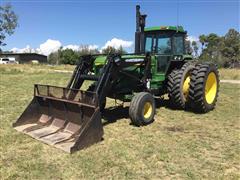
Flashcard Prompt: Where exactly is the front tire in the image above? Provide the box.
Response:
[129,92,155,126]
[188,63,219,113]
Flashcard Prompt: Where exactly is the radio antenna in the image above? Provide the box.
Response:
[177,0,179,31]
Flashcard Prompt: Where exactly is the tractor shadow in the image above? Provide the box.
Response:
[102,106,129,126]
[155,98,201,113]
[155,98,175,109]
[102,99,181,126]
[101,98,193,127]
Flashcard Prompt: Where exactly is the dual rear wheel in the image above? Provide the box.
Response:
[188,63,219,113]
[167,62,219,113]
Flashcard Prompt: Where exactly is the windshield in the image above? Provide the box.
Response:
[157,36,171,54]
[144,32,186,55]
[145,34,172,55]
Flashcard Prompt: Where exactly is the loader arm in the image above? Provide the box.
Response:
[13,54,151,153]
[67,55,96,89]
[95,54,152,102]
[68,54,151,106]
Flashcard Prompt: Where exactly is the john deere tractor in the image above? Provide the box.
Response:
[13,5,219,153]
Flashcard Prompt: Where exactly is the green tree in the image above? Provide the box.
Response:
[185,39,192,55]
[60,49,79,65]
[78,45,99,56]
[199,29,240,68]
[0,4,18,49]
[117,45,127,54]
[199,34,207,51]
[102,46,117,54]
[102,46,127,54]
[48,45,100,65]
[48,51,59,64]
[199,33,222,64]
[221,29,240,67]
[191,41,199,57]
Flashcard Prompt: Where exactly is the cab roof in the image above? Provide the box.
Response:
[144,26,185,33]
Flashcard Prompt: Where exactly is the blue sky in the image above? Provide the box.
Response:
[1,0,239,54]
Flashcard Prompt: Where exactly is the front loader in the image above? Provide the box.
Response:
[13,5,220,153]
[13,54,153,153]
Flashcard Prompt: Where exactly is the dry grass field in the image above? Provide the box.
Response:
[0,64,239,179]
[0,64,239,80]
[219,68,240,80]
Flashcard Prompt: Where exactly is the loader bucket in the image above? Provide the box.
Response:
[13,84,103,153]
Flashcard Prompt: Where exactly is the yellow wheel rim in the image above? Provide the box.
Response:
[143,102,153,119]
[205,72,217,104]
[183,75,191,100]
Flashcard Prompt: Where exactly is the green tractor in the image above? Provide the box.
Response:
[13,5,219,153]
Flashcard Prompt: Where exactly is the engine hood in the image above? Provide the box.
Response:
[94,54,145,66]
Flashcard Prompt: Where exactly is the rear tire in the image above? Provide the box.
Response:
[188,63,219,113]
[167,63,195,109]
[129,92,155,126]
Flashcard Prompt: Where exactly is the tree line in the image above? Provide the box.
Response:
[48,45,127,65]
[188,28,240,68]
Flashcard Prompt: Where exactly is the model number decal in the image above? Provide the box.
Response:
[125,58,144,62]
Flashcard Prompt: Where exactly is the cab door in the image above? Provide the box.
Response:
[154,35,173,82]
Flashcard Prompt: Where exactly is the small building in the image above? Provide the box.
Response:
[0,53,47,64]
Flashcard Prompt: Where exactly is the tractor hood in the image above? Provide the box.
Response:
[94,54,146,66]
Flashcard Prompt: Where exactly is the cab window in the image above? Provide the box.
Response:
[157,37,171,54]
[173,36,184,54]
[145,37,152,52]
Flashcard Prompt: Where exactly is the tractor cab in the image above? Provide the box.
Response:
[143,26,188,74]
[144,26,186,56]
[134,5,190,75]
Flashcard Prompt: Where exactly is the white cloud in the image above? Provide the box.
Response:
[62,44,79,51]
[101,38,133,50]
[88,44,98,50]
[10,38,133,56]
[11,39,62,56]
[187,36,199,43]
[62,44,99,51]
[11,42,99,55]
[39,39,62,55]
[11,45,36,53]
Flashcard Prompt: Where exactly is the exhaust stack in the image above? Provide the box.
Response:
[135,5,147,54]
